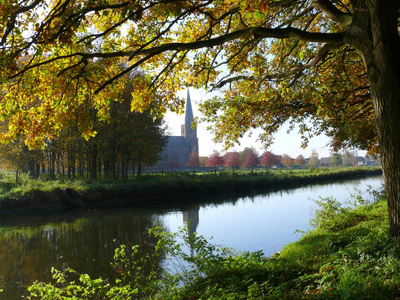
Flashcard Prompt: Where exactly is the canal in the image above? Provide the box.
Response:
[0,176,383,299]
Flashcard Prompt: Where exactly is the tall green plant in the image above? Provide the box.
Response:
[27,226,267,299]
[28,243,161,299]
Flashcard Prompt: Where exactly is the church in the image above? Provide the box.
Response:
[157,90,199,168]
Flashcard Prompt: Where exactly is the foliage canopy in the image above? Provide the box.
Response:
[0,0,377,151]
[1,0,400,237]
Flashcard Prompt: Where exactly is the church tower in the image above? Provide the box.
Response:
[181,90,199,156]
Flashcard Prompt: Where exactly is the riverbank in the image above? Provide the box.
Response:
[0,167,382,216]
[159,194,397,299]
[27,191,399,299]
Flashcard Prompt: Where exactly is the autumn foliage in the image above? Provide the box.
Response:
[0,1,400,236]
[260,151,281,168]
[0,0,377,153]
[281,154,294,168]
[205,151,224,168]
[243,148,260,169]
[187,150,200,169]
[295,155,306,167]
[224,152,241,170]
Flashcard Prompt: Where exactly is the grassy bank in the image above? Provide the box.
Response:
[0,166,381,214]
[27,188,400,299]
[157,193,397,299]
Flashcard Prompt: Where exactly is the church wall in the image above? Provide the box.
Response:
[157,145,190,168]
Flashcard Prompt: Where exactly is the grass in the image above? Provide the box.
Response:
[274,199,393,299]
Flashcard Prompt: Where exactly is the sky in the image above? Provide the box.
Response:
[164,89,366,159]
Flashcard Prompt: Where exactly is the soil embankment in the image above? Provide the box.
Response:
[0,168,382,216]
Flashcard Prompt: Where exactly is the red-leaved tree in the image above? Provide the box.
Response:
[224,151,241,172]
[205,151,225,169]
[243,148,260,171]
[187,150,200,170]
[260,151,281,169]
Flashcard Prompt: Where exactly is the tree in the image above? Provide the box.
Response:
[281,154,294,169]
[224,151,241,172]
[239,147,250,166]
[330,153,343,167]
[0,132,40,182]
[243,148,260,171]
[342,151,358,167]
[1,1,400,236]
[260,151,281,170]
[95,73,167,178]
[308,151,320,168]
[294,155,306,168]
[205,151,224,169]
[199,156,208,168]
[187,150,200,170]
[0,78,167,180]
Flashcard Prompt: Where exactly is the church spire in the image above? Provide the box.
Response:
[185,89,194,125]
[181,89,198,155]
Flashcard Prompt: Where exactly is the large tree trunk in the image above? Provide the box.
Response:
[361,1,400,238]
[371,71,400,238]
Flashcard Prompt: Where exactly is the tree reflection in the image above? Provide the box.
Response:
[0,209,166,299]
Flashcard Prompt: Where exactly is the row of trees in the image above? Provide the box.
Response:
[195,148,367,170]
[0,83,166,181]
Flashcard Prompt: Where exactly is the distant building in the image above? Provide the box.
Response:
[157,90,199,168]
[320,157,331,166]
[364,155,380,166]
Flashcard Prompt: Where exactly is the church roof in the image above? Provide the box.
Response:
[185,89,194,125]
[167,136,189,147]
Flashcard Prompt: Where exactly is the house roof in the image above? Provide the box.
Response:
[320,157,331,163]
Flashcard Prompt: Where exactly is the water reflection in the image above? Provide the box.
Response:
[183,206,199,237]
[0,210,166,299]
[164,176,384,256]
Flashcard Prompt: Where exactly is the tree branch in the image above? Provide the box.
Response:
[134,27,343,58]
[8,51,134,80]
[0,0,43,46]
[212,76,256,89]
[312,0,352,26]
[10,24,344,93]
[267,0,300,8]
[213,43,341,89]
